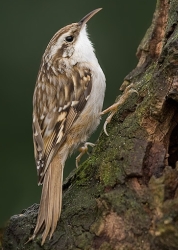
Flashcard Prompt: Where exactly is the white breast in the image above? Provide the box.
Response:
[66,25,106,149]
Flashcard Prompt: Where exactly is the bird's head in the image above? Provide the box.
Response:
[44,8,102,62]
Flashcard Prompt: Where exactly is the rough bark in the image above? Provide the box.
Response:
[2,0,178,249]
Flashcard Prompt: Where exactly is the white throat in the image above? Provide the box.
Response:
[72,26,98,64]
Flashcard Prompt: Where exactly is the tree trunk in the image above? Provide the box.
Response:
[2,0,178,249]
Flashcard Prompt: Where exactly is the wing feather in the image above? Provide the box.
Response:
[33,64,92,184]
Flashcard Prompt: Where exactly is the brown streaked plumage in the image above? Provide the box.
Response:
[33,65,93,185]
[28,8,106,245]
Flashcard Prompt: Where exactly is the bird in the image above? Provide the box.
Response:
[29,8,106,245]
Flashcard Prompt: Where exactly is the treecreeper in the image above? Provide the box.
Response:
[27,8,135,245]
[27,8,106,245]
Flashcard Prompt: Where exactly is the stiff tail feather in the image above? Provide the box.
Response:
[27,154,63,245]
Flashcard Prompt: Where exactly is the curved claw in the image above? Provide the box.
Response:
[103,111,115,136]
[76,142,95,167]
[130,89,138,95]
[103,120,109,136]
[101,84,139,137]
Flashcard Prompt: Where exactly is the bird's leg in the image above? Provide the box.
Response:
[101,83,138,136]
[76,142,95,168]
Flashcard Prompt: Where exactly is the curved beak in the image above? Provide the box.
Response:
[78,8,102,28]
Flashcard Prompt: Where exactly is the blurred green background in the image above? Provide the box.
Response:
[0,1,155,227]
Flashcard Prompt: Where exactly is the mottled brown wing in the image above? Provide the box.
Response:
[33,65,92,184]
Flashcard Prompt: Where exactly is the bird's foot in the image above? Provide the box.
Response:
[76,142,95,168]
[101,83,138,136]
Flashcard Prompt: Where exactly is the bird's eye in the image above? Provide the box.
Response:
[65,36,74,42]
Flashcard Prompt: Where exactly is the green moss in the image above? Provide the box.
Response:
[73,232,93,249]
[99,242,113,250]
[99,161,124,187]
